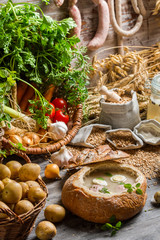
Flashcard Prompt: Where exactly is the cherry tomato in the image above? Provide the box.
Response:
[46,103,55,120]
[52,98,67,110]
[52,109,69,124]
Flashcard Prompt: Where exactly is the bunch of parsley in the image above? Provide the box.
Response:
[0,0,90,106]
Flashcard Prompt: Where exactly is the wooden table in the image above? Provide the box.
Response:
[23,154,160,240]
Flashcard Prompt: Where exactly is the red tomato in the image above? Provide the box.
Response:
[46,103,55,120]
[52,98,67,110]
[52,109,69,124]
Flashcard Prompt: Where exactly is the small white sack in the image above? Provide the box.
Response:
[134,119,160,145]
[70,124,111,148]
[99,90,141,130]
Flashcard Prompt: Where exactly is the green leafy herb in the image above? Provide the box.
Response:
[105,172,113,177]
[118,182,125,185]
[136,183,141,188]
[0,149,7,158]
[99,187,110,194]
[0,1,90,107]
[123,182,143,195]
[42,0,50,5]
[96,177,105,181]
[136,188,143,195]
[10,142,26,152]
[101,216,122,236]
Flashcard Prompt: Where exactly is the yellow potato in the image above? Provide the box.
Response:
[14,200,34,215]
[0,164,11,180]
[2,182,22,204]
[6,161,22,179]
[18,163,41,181]
[44,204,66,223]
[2,177,14,186]
[0,180,4,192]
[26,180,40,189]
[35,221,57,240]
[19,182,29,199]
[28,186,46,204]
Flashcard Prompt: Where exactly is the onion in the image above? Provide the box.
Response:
[9,135,22,144]
[37,128,48,143]
[22,136,33,147]
[25,132,40,145]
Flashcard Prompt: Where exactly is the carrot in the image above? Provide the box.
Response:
[43,84,55,102]
[19,84,35,112]
[17,81,28,104]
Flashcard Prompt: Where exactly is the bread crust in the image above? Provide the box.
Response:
[61,161,147,223]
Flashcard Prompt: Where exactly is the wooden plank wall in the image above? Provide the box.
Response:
[1,0,160,84]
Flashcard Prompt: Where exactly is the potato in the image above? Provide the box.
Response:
[19,182,29,199]
[6,161,22,179]
[0,201,10,219]
[18,163,41,181]
[28,186,46,203]
[0,164,11,180]
[2,177,14,186]
[0,180,4,192]
[14,200,34,215]
[35,221,56,240]
[44,204,66,223]
[2,182,22,204]
[26,180,40,189]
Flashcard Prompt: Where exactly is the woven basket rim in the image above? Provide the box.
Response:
[2,104,83,155]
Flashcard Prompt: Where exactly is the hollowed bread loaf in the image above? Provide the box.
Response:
[62,161,147,223]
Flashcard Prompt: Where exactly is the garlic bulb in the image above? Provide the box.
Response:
[51,146,73,168]
[48,122,68,141]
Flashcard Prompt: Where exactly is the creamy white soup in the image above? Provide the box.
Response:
[84,170,137,195]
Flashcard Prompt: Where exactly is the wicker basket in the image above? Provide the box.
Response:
[0,157,48,240]
[2,104,83,155]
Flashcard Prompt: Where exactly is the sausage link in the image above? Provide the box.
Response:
[131,0,140,14]
[137,0,147,17]
[69,4,81,38]
[115,0,124,55]
[54,0,64,7]
[87,0,110,51]
[108,0,143,37]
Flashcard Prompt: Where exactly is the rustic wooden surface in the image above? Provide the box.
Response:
[17,153,160,240]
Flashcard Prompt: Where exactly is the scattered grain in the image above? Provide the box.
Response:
[67,129,160,179]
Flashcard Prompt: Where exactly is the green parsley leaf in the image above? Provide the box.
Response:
[136,183,141,188]
[96,177,105,181]
[136,188,143,195]
[105,172,113,177]
[124,183,132,189]
[99,187,110,194]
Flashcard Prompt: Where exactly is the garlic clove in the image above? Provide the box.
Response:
[51,146,73,168]
[48,121,68,141]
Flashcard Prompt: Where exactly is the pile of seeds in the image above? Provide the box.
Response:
[86,128,107,146]
[107,130,136,148]
[120,145,160,179]
[67,128,160,179]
